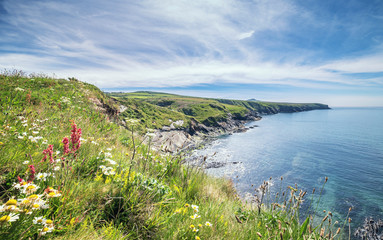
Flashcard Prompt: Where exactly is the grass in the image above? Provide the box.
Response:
[0,71,346,239]
[108,91,329,129]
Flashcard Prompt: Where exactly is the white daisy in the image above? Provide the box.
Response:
[33,216,46,224]
[39,226,54,235]
[35,173,50,181]
[105,158,117,165]
[21,183,40,194]
[190,214,201,220]
[0,213,19,224]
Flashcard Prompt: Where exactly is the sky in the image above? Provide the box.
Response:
[1,0,383,107]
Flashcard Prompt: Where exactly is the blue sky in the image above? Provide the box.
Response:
[1,0,383,106]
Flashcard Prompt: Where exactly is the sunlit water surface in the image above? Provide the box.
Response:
[191,108,383,232]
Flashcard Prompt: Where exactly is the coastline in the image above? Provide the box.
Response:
[148,105,330,155]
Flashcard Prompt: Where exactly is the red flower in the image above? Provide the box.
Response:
[42,144,54,163]
[28,164,36,181]
[62,137,70,154]
[17,176,24,183]
[70,122,81,152]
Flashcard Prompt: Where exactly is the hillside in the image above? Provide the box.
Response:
[0,73,342,240]
[108,91,329,131]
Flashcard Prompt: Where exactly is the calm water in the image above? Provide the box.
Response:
[191,107,383,230]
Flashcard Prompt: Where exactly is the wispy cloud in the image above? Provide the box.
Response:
[0,0,383,106]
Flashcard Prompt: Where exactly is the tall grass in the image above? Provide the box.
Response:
[0,72,346,239]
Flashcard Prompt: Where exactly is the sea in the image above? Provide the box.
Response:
[190,107,383,233]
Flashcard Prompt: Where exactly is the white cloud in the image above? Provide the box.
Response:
[238,30,255,40]
[0,0,382,104]
[320,53,383,73]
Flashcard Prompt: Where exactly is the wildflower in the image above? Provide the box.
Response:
[33,216,46,224]
[27,194,42,202]
[198,224,203,228]
[39,226,54,235]
[205,221,213,227]
[14,87,25,91]
[55,150,60,155]
[53,166,60,171]
[22,132,27,136]
[70,122,81,152]
[191,204,199,212]
[46,188,61,198]
[105,158,117,165]
[21,208,32,215]
[192,228,199,232]
[42,140,48,144]
[18,198,31,207]
[29,136,42,142]
[190,214,200,220]
[0,213,19,224]
[0,205,19,213]
[185,203,190,208]
[174,209,181,214]
[17,176,24,183]
[36,173,49,181]
[106,148,112,151]
[42,145,54,163]
[62,137,70,154]
[5,199,17,206]
[105,152,112,158]
[31,199,49,210]
[13,180,27,189]
[28,165,36,181]
[32,131,39,135]
[195,237,201,240]
[18,135,24,139]
[23,161,29,164]
[44,219,54,227]
[21,182,39,194]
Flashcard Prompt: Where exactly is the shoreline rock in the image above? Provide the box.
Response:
[148,114,261,153]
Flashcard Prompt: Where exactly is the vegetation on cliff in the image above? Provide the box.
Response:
[0,72,345,239]
[108,91,329,132]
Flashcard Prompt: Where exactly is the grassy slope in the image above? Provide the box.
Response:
[108,91,329,129]
[0,74,344,240]
[109,91,249,128]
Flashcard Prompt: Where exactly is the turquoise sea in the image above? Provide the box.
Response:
[191,107,383,232]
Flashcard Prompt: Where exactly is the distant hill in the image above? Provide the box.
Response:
[108,91,330,131]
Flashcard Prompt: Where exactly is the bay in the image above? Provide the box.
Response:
[191,107,383,231]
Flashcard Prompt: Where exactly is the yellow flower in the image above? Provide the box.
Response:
[189,224,195,229]
[0,213,19,223]
[205,221,212,227]
[174,209,181,214]
[5,199,17,206]
[198,224,202,228]
[184,203,190,208]
[45,219,53,227]
[190,214,200,220]
[192,228,199,232]
[195,237,201,240]
[0,142,4,145]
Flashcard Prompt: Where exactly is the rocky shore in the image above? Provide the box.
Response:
[147,112,261,153]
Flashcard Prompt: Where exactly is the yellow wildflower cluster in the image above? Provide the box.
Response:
[174,203,213,240]
[0,178,61,236]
